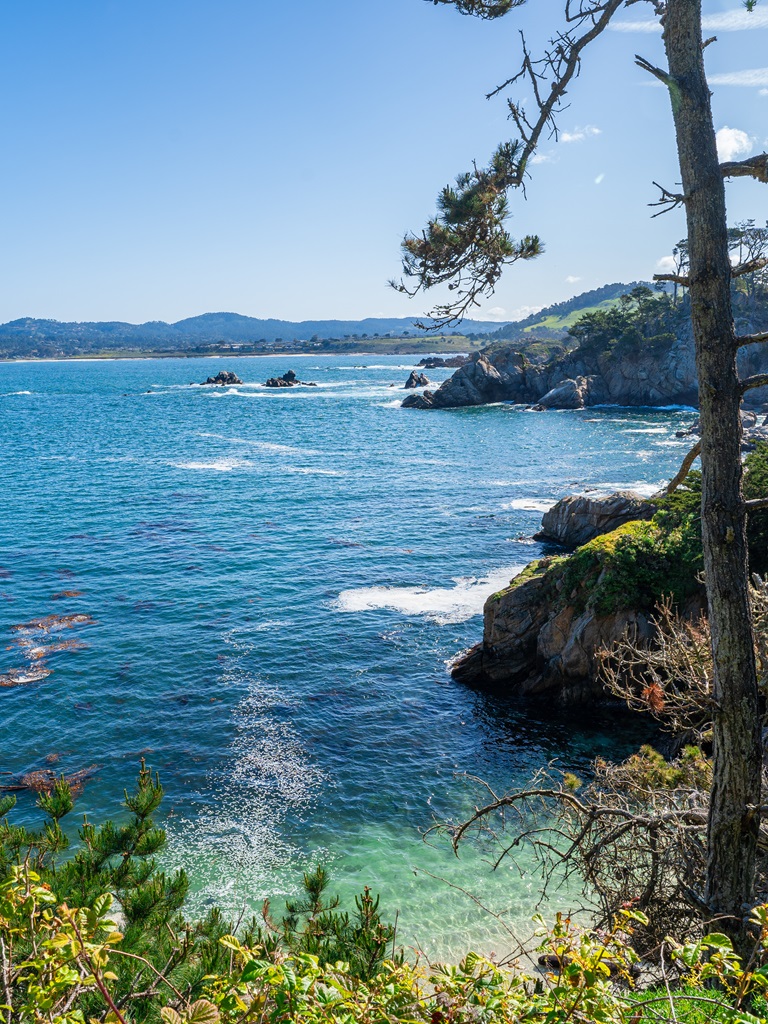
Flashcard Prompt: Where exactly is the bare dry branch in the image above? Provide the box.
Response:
[741,373,768,395]
[732,256,768,279]
[664,441,701,495]
[721,153,768,184]
[654,272,690,286]
[737,331,768,349]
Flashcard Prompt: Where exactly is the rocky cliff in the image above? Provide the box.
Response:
[403,325,768,411]
[451,492,705,705]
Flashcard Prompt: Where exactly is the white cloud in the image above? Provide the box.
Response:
[531,151,556,164]
[611,9,768,32]
[760,88,768,97]
[709,68,768,87]
[716,126,754,161]
[594,172,605,185]
[561,125,601,144]
[656,255,677,273]
[508,304,544,322]
[565,275,581,284]
[483,306,508,321]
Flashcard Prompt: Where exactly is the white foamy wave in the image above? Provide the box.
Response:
[591,480,664,497]
[622,427,668,434]
[172,458,252,472]
[197,432,319,456]
[503,498,555,512]
[334,564,526,625]
[1,390,32,396]
[288,467,346,476]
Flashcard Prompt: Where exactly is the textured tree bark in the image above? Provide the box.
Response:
[662,0,761,940]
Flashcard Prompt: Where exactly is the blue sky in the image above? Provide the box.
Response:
[0,0,765,325]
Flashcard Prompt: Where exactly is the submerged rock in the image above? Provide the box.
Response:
[536,491,654,548]
[203,371,243,385]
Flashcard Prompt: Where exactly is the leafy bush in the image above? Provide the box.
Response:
[745,441,768,575]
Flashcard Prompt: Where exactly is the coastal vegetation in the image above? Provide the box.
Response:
[5,764,768,1023]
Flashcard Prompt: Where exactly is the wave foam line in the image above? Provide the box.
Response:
[335,564,526,625]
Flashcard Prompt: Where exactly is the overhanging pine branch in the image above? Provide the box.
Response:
[745,497,768,512]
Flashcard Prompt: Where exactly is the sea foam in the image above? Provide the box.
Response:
[335,564,525,625]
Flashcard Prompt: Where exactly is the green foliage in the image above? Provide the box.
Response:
[392,141,541,327]
[558,515,703,616]
[6,786,768,1024]
[745,442,768,575]
[615,744,711,793]
[268,866,400,981]
[566,285,684,360]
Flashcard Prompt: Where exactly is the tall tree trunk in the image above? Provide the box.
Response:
[663,0,761,939]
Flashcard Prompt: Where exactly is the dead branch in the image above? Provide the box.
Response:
[663,440,701,495]
[732,256,768,279]
[737,331,768,349]
[654,272,690,286]
[649,180,687,218]
[741,373,768,395]
[721,153,768,184]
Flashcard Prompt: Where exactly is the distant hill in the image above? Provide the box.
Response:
[0,312,508,358]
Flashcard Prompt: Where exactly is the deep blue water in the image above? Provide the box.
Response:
[0,355,696,956]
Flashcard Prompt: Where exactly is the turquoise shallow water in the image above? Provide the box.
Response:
[0,355,696,958]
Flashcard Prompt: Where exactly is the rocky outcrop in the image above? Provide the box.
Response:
[536,492,655,548]
[404,325,768,411]
[417,355,469,369]
[403,355,519,409]
[203,370,243,385]
[451,493,702,705]
[264,370,317,388]
[451,557,656,704]
[676,408,768,450]
[404,371,430,389]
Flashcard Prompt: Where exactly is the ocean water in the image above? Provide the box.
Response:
[0,354,697,959]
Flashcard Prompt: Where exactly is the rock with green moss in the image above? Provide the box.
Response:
[453,504,705,704]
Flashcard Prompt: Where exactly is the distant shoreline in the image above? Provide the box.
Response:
[0,341,481,364]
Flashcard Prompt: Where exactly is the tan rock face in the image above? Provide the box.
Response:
[453,558,656,705]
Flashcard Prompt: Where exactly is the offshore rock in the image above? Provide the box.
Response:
[536,491,654,548]
[676,408,768,450]
[203,370,243,385]
[404,371,430,389]
[264,370,317,388]
[402,390,434,409]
